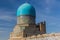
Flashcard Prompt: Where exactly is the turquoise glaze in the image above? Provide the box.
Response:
[17,3,36,16]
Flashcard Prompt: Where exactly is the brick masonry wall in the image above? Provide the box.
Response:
[9,33,60,40]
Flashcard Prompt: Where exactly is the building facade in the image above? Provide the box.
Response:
[8,3,52,40]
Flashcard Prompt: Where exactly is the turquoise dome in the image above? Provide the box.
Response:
[17,3,36,17]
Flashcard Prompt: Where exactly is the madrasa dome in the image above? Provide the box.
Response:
[8,3,60,40]
[17,3,36,17]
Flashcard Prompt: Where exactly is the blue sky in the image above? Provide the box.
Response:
[0,0,60,40]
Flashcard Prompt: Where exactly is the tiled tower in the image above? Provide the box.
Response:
[8,3,46,40]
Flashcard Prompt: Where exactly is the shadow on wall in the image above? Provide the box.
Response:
[23,21,46,37]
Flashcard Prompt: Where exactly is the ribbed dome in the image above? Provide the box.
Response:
[17,3,36,17]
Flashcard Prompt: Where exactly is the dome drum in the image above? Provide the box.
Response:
[17,16,35,24]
